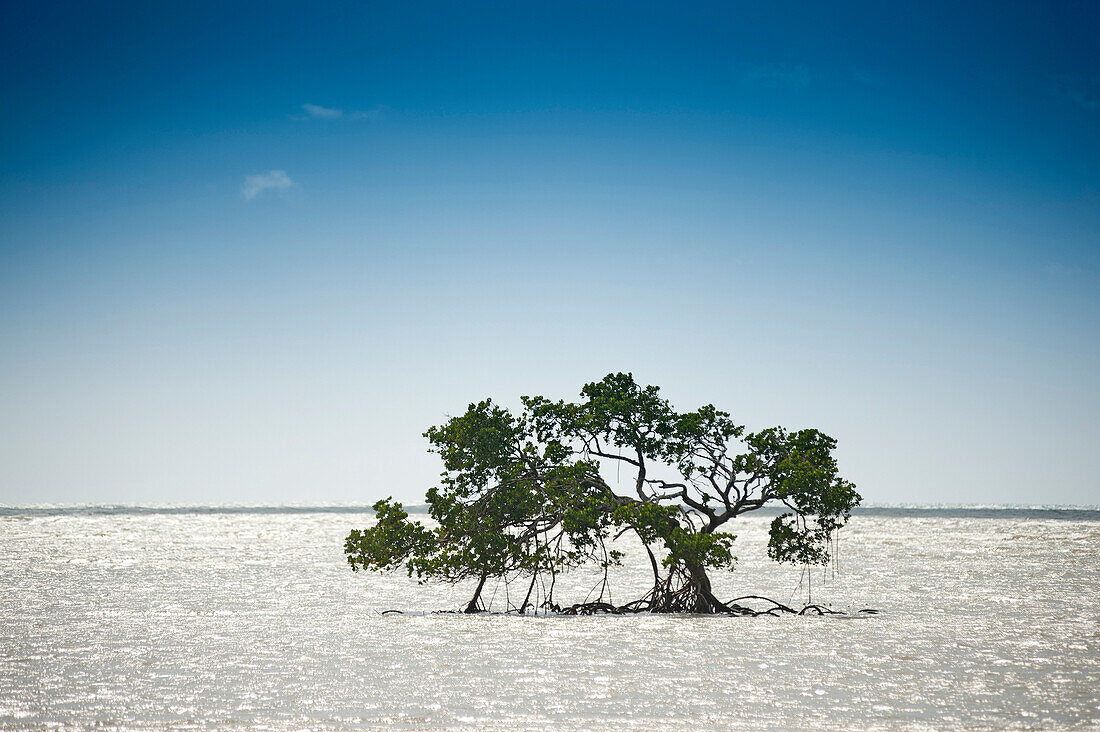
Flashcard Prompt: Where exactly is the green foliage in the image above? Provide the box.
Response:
[662,527,737,570]
[767,513,832,565]
[344,499,431,573]
[743,426,861,564]
[345,373,861,610]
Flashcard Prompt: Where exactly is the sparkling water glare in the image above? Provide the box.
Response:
[2,510,1098,730]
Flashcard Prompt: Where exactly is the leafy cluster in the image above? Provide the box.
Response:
[345,374,861,612]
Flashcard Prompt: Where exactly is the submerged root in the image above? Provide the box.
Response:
[538,589,866,617]
[436,565,877,617]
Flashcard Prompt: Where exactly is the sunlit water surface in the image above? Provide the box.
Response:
[2,508,1098,730]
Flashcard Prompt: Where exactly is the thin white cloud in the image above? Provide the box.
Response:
[293,103,386,121]
[349,105,385,119]
[242,170,293,200]
[1053,76,1099,113]
[1065,88,1099,113]
[302,103,343,119]
[1044,262,1092,277]
[741,64,811,90]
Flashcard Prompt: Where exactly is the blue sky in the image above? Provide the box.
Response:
[1,1,1098,506]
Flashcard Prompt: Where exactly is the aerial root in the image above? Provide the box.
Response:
[395,601,876,616]
[534,592,867,617]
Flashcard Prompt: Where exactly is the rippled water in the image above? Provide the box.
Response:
[2,508,1098,729]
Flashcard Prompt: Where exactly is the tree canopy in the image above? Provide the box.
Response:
[345,373,861,615]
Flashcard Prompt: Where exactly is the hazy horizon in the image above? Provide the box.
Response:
[2,1,1098,507]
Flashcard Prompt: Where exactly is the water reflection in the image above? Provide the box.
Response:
[1,511,1097,729]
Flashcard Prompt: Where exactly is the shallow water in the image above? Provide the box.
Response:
[1,509,1098,729]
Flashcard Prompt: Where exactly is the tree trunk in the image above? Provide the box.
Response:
[465,571,488,613]
[686,562,717,614]
[519,572,538,614]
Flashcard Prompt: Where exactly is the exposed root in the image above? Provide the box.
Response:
[728,595,797,614]
[555,601,625,615]
[430,562,873,618]
[539,592,864,617]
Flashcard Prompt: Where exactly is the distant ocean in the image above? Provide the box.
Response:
[3,502,1098,520]
[2,505,1098,729]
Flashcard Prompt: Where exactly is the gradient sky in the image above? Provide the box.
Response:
[1,1,1098,506]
